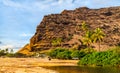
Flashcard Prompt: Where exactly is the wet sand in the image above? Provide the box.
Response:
[0,58,78,73]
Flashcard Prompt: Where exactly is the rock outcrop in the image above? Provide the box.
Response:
[19,6,120,53]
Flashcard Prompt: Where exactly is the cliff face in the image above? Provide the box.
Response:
[20,6,120,53]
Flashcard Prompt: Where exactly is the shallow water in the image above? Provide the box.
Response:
[43,66,120,73]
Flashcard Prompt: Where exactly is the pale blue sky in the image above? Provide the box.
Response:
[0,0,120,51]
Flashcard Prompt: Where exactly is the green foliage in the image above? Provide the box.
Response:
[0,48,12,56]
[48,48,88,60]
[93,28,105,43]
[71,50,86,59]
[51,38,63,46]
[82,28,105,49]
[56,50,72,59]
[82,31,94,48]
[48,48,66,58]
[81,22,105,52]
[13,53,27,57]
[71,50,79,58]
[80,48,96,54]
[0,48,27,57]
[10,49,14,53]
[0,49,6,56]
[82,30,95,53]
[49,48,81,59]
[92,28,105,51]
[78,49,120,67]
[6,53,15,57]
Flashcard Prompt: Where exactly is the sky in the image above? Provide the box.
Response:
[0,0,120,52]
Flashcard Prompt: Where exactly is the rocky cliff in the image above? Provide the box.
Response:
[19,6,120,54]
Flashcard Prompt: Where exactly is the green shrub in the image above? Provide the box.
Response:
[71,50,79,58]
[6,53,15,57]
[56,50,72,59]
[0,49,16,57]
[80,48,96,54]
[71,50,86,59]
[49,48,89,60]
[78,50,120,66]
[48,48,66,58]
[13,53,27,58]
[49,48,73,59]
[0,50,6,56]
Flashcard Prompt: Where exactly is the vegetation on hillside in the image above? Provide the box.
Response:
[51,38,63,46]
[81,22,105,51]
[82,30,94,50]
[92,28,105,51]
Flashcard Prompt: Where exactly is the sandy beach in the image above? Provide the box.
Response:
[0,58,78,73]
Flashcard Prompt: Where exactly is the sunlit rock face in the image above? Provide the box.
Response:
[22,6,120,52]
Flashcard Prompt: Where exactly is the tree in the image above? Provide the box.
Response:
[93,28,105,51]
[82,31,94,51]
[5,48,8,53]
[10,49,14,53]
[0,49,6,56]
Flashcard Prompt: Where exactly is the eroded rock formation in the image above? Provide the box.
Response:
[19,6,120,53]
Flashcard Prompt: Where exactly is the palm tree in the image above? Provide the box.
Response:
[83,31,94,51]
[10,49,14,53]
[93,28,105,51]
[5,48,8,53]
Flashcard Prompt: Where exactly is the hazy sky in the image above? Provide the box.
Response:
[0,0,120,51]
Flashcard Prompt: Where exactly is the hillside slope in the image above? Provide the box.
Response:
[19,6,120,54]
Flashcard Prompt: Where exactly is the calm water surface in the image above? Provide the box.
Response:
[43,66,120,73]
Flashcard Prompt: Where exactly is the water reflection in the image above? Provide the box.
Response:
[43,66,120,73]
